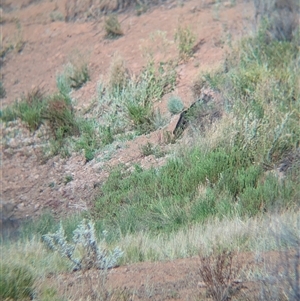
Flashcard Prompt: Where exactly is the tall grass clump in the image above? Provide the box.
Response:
[0,88,46,130]
[0,263,35,300]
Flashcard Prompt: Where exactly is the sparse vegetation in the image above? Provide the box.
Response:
[0,19,25,57]
[1,56,175,160]
[174,24,196,60]
[64,174,73,184]
[94,58,176,135]
[56,71,72,101]
[13,19,25,53]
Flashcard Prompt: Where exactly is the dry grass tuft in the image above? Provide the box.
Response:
[104,15,124,38]
[108,53,129,90]
[199,250,241,301]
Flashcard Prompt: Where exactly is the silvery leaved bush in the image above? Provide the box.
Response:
[43,220,123,271]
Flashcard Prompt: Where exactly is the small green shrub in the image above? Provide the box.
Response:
[152,108,167,130]
[174,25,195,60]
[140,142,155,157]
[0,263,35,300]
[167,95,184,114]
[126,101,154,134]
[135,2,148,15]
[64,174,73,184]
[74,118,102,162]
[100,125,114,146]
[105,15,123,38]
[56,72,72,100]
[74,123,114,162]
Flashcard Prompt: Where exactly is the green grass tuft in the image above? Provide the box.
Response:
[0,263,35,300]
[174,24,196,60]
[1,88,46,130]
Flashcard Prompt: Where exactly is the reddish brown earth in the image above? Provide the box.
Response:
[0,0,267,299]
[44,250,293,300]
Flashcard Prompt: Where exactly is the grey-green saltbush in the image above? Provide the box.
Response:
[43,219,123,271]
[167,95,184,114]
